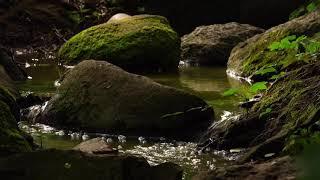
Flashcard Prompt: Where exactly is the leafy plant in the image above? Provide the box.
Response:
[304,40,320,54]
[268,35,307,51]
[284,129,320,155]
[255,66,277,76]
[222,88,239,97]
[307,2,318,12]
[268,34,320,69]
[290,0,320,19]
[250,81,268,93]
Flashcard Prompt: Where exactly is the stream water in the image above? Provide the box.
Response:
[15,50,250,179]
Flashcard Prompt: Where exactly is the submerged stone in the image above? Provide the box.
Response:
[38,60,214,140]
[58,15,181,73]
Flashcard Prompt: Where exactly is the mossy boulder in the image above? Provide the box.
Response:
[38,60,213,140]
[0,101,32,156]
[58,15,181,73]
[0,149,183,180]
[228,9,320,80]
[0,68,32,156]
[201,60,320,161]
[181,22,264,65]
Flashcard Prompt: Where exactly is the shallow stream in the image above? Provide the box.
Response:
[15,50,249,179]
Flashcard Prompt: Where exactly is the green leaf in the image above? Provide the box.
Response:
[285,35,297,41]
[305,41,320,54]
[223,88,239,97]
[250,82,268,93]
[296,35,308,42]
[268,42,281,51]
[307,2,317,12]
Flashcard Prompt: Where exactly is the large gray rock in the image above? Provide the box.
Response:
[181,22,264,65]
[38,60,214,140]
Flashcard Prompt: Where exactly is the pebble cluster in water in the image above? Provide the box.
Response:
[18,121,242,179]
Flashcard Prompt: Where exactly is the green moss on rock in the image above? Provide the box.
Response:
[203,60,320,161]
[228,9,320,80]
[242,61,320,160]
[58,15,181,73]
[0,68,32,156]
[0,100,32,155]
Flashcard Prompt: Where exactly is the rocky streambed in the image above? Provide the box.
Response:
[13,49,248,179]
[1,1,320,179]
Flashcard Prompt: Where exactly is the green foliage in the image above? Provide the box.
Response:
[304,40,320,54]
[307,2,318,12]
[222,88,239,97]
[290,0,320,19]
[283,128,320,155]
[250,81,268,93]
[267,34,320,70]
[223,81,268,102]
[255,66,277,76]
[268,35,307,51]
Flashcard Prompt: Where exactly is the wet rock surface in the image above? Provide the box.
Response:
[193,156,298,180]
[0,66,33,156]
[181,22,264,66]
[37,60,214,140]
[0,149,183,180]
[73,137,118,154]
[203,60,320,161]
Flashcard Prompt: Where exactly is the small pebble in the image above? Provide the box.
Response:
[55,130,65,136]
[118,135,126,143]
[106,138,113,144]
[82,133,90,141]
